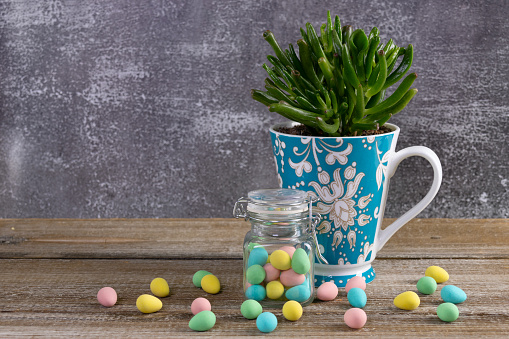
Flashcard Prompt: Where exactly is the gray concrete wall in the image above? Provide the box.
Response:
[0,0,507,218]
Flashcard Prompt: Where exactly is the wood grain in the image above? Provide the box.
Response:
[1,218,507,259]
[0,258,507,337]
[0,218,508,337]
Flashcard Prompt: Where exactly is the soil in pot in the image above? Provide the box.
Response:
[275,124,393,137]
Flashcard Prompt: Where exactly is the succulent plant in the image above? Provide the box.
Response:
[251,11,417,136]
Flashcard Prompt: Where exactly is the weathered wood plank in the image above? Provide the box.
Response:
[0,218,508,259]
[0,258,507,337]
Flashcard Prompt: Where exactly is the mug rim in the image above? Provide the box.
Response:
[269,121,399,139]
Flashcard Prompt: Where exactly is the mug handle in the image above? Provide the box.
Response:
[376,146,443,251]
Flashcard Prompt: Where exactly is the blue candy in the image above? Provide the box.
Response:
[285,284,311,302]
[247,247,269,267]
[256,312,277,333]
[347,287,367,308]
[245,284,266,301]
[441,285,467,304]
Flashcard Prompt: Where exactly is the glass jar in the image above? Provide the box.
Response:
[234,188,324,307]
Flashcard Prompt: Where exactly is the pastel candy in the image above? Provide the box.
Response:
[245,284,266,301]
[344,308,367,329]
[193,270,212,288]
[256,312,278,333]
[282,300,303,321]
[347,288,367,308]
[150,277,170,297]
[416,276,437,295]
[425,265,449,283]
[280,269,305,287]
[189,310,216,331]
[201,274,221,294]
[136,294,162,313]
[441,285,467,304]
[270,250,291,270]
[285,284,311,302]
[191,297,211,315]
[97,287,117,307]
[263,263,280,282]
[248,247,269,267]
[393,291,420,310]
[437,302,459,322]
[291,248,310,274]
[279,246,296,258]
[241,299,263,319]
[345,276,366,293]
[316,281,338,301]
[266,280,285,300]
[246,264,266,285]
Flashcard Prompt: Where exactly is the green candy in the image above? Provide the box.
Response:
[291,248,310,274]
[416,276,437,295]
[193,270,212,288]
[241,299,263,320]
[189,310,216,331]
[246,264,266,285]
[437,302,459,322]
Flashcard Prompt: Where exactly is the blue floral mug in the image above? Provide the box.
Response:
[270,122,442,287]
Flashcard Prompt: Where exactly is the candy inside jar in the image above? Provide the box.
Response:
[234,188,325,307]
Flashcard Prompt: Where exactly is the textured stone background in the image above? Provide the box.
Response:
[0,0,507,218]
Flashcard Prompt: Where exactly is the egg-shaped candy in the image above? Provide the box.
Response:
[241,299,263,319]
[425,265,449,283]
[291,248,310,274]
[256,312,278,333]
[263,263,280,283]
[279,246,296,258]
[344,308,367,329]
[347,288,367,308]
[191,297,211,315]
[150,277,170,297]
[246,264,266,285]
[245,284,266,301]
[437,302,459,322]
[285,284,311,302]
[316,281,338,301]
[201,274,221,294]
[266,280,285,300]
[393,291,420,310]
[345,276,366,293]
[248,247,269,267]
[280,269,305,287]
[97,287,117,307]
[136,294,162,313]
[416,276,437,295]
[270,250,291,270]
[193,270,212,288]
[282,300,303,321]
[189,310,216,331]
[441,285,467,304]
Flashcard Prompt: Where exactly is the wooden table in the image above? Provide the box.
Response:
[1,218,508,337]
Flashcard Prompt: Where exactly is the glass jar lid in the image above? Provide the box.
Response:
[246,188,309,215]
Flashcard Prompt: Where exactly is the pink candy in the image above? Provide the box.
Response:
[279,269,305,287]
[345,276,366,293]
[316,281,339,301]
[97,287,117,307]
[279,246,296,258]
[191,297,212,315]
[263,263,280,283]
[344,308,367,329]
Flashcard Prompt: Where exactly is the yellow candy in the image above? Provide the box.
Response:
[136,294,162,313]
[282,300,303,321]
[150,277,170,297]
[266,280,284,299]
[425,265,449,283]
[270,250,291,270]
[394,291,420,310]
[201,274,221,294]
